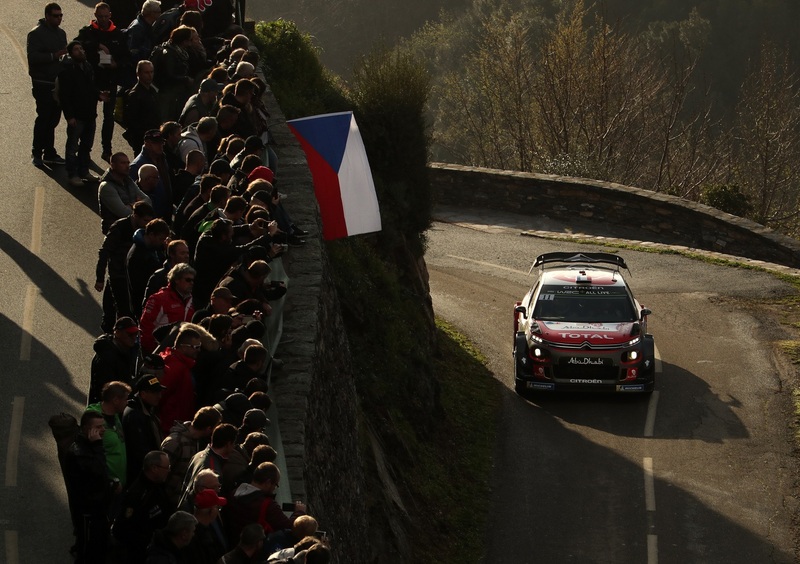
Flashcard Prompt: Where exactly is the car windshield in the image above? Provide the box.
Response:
[533,284,637,323]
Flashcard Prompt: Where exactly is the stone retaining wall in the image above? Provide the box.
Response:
[429,162,800,268]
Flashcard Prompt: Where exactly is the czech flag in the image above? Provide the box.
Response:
[287,111,382,240]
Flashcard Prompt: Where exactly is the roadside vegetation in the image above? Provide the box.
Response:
[255,21,502,561]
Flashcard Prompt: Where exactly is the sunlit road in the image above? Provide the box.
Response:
[427,219,798,563]
[0,1,122,561]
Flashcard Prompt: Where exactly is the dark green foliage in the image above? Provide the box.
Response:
[252,20,348,118]
[700,184,754,218]
[351,48,434,246]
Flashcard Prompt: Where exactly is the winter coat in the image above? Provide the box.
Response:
[57,57,100,120]
[89,334,138,404]
[96,214,137,283]
[98,169,152,233]
[158,348,197,435]
[140,285,195,353]
[122,394,163,481]
[76,20,131,88]
[87,403,128,487]
[26,18,67,85]
[127,228,167,316]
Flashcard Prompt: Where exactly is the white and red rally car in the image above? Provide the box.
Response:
[513,252,655,394]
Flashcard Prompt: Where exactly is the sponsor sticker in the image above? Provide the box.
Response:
[616,384,645,392]
[527,381,555,390]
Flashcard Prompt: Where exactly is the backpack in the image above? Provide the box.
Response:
[48,412,79,470]
[152,6,184,44]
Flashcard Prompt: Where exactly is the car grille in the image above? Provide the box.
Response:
[553,361,620,380]
[542,339,622,350]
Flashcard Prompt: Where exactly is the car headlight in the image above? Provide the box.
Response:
[529,333,543,345]
[627,337,641,347]
[629,351,638,360]
[533,348,543,358]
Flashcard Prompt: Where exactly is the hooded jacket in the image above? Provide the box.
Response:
[89,334,138,404]
[76,19,130,88]
[158,348,196,435]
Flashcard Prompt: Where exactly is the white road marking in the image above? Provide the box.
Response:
[5,530,19,564]
[20,187,44,361]
[643,457,656,511]
[647,534,658,564]
[644,391,660,438]
[5,397,24,487]
[0,23,27,72]
[19,286,36,361]
[445,254,530,276]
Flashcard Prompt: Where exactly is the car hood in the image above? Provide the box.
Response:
[537,321,636,346]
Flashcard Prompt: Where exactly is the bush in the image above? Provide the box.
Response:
[700,184,753,218]
[253,20,348,118]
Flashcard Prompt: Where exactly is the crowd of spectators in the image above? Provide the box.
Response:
[30,1,330,562]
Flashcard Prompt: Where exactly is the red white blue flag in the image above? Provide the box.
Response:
[287,111,382,241]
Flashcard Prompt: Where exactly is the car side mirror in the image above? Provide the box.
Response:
[640,308,651,320]
[515,305,527,319]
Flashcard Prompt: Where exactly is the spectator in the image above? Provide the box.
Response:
[127,218,170,317]
[263,515,318,557]
[220,259,286,315]
[185,488,229,563]
[152,24,195,121]
[221,79,258,138]
[181,184,230,253]
[99,152,152,233]
[175,173,220,237]
[180,423,237,506]
[144,239,191,304]
[192,286,235,324]
[28,2,67,167]
[161,405,222,506]
[219,344,268,395]
[215,104,241,140]
[227,153,261,195]
[229,136,265,171]
[178,115,219,163]
[161,120,186,173]
[193,217,271,308]
[221,429,270,496]
[158,327,202,434]
[64,410,112,563]
[87,380,132,487]
[122,374,166,482]
[212,392,252,427]
[218,523,265,564]
[225,462,305,543]
[127,0,162,66]
[123,60,162,154]
[140,263,196,353]
[131,129,174,220]
[58,40,106,187]
[112,450,175,563]
[88,316,140,404]
[76,1,132,161]
[180,79,220,126]
[180,468,221,513]
[145,510,197,563]
[173,149,206,208]
[136,163,173,223]
[95,201,155,331]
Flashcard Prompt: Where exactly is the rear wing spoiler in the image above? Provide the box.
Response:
[532,252,629,271]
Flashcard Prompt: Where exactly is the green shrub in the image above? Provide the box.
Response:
[700,184,754,218]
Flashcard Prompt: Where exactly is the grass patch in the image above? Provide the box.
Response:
[404,318,503,564]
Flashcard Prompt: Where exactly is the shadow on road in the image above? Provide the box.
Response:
[0,228,101,335]
[0,312,83,561]
[33,159,105,218]
[486,385,792,563]
[518,360,747,442]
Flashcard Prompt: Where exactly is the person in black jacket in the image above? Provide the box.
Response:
[63,410,114,564]
[113,450,175,563]
[75,2,132,160]
[123,60,162,154]
[27,2,68,166]
[95,201,155,332]
[146,510,197,564]
[152,25,195,122]
[58,40,109,186]
[88,316,140,404]
[122,375,166,482]
[127,218,170,317]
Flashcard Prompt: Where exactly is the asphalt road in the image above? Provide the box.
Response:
[0,1,124,561]
[426,217,799,563]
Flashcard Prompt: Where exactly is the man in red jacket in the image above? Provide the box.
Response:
[140,262,196,353]
[158,327,202,435]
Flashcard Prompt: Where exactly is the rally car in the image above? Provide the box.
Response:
[513,252,655,394]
